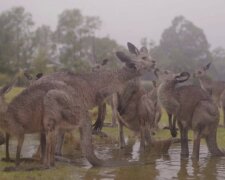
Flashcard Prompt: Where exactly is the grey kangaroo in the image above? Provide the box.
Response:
[193,63,225,127]
[0,82,16,146]
[1,43,156,168]
[94,43,158,151]
[154,69,178,137]
[156,69,224,159]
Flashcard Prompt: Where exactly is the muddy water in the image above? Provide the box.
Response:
[1,135,225,180]
[82,140,225,180]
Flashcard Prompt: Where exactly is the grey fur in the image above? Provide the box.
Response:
[193,63,225,127]
[93,45,158,151]
[1,43,156,168]
[157,69,223,159]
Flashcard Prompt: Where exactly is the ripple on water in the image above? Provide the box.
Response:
[81,141,225,180]
[1,135,225,180]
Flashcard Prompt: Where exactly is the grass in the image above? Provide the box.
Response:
[1,87,225,179]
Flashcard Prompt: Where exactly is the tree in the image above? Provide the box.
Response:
[90,37,124,69]
[211,47,225,80]
[152,16,212,72]
[0,6,34,75]
[54,9,101,71]
[31,25,56,74]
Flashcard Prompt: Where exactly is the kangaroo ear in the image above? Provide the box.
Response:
[116,51,132,64]
[36,73,43,80]
[204,62,211,70]
[0,80,17,95]
[101,59,108,66]
[127,42,140,55]
[154,68,160,79]
[24,72,33,80]
[116,51,137,70]
[175,72,190,83]
[140,47,148,54]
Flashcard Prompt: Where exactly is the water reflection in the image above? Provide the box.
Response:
[1,135,225,179]
[82,140,225,180]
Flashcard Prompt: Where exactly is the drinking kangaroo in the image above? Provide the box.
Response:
[193,63,225,127]
[156,69,224,159]
[0,43,156,168]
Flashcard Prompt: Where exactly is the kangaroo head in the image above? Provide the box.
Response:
[0,81,16,113]
[24,72,33,81]
[193,62,211,78]
[36,73,43,80]
[116,42,156,73]
[24,72,43,85]
[91,59,109,72]
[154,68,190,83]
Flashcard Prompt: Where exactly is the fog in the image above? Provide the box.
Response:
[0,0,225,48]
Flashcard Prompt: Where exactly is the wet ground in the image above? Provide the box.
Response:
[0,134,225,180]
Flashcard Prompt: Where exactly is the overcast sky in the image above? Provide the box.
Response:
[1,0,225,48]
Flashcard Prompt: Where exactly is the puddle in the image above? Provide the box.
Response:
[1,134,225,180]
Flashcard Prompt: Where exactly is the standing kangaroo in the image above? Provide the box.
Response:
[156,69,224,159]
[1,42,156,168]
[116,79,157,151]
[148,80,162,131]
[154,69,178,137]
[193,63,225,127]
[0,82,16,146]
[24,60,110,158]
[93,44,158,150]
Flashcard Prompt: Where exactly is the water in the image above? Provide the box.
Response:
[1,135,225,180]
[80,141,225,180]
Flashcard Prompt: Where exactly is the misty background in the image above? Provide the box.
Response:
[0,0,225,85]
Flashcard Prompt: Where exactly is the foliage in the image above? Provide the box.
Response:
[211,47,225,80]
[151,16,212,73]
[0,7,34,75]
[0,7,123,85]
[54,9,101,71]
[31,25,56,74]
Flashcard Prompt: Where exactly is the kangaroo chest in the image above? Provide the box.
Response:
[157,83,179,114]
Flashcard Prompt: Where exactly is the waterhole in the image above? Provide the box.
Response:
[1,134,225,180]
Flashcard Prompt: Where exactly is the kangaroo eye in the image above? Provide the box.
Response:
[142,57,147,60]
[164,70,169,74]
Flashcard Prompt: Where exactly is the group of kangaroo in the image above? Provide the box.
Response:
[0,42,224,170]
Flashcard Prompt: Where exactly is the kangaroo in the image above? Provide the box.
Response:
[53,59,111,155]
[0,82,16,146]
[154,69,178,137]
[116,78,157,151]
[24,72,43,84]
[25,61,110,158]
[0,81,16,158]
[148,80,162,131]
[92,94,118,134]
[156,69,223,159]
[1,42,156,168]
[193,63,225,127]
[93,44,158,150]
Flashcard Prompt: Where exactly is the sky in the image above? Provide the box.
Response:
[0,0,225,49]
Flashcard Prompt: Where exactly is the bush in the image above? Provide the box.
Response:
[0,73,11,86]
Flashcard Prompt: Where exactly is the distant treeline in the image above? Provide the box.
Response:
[0,7,225,85]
